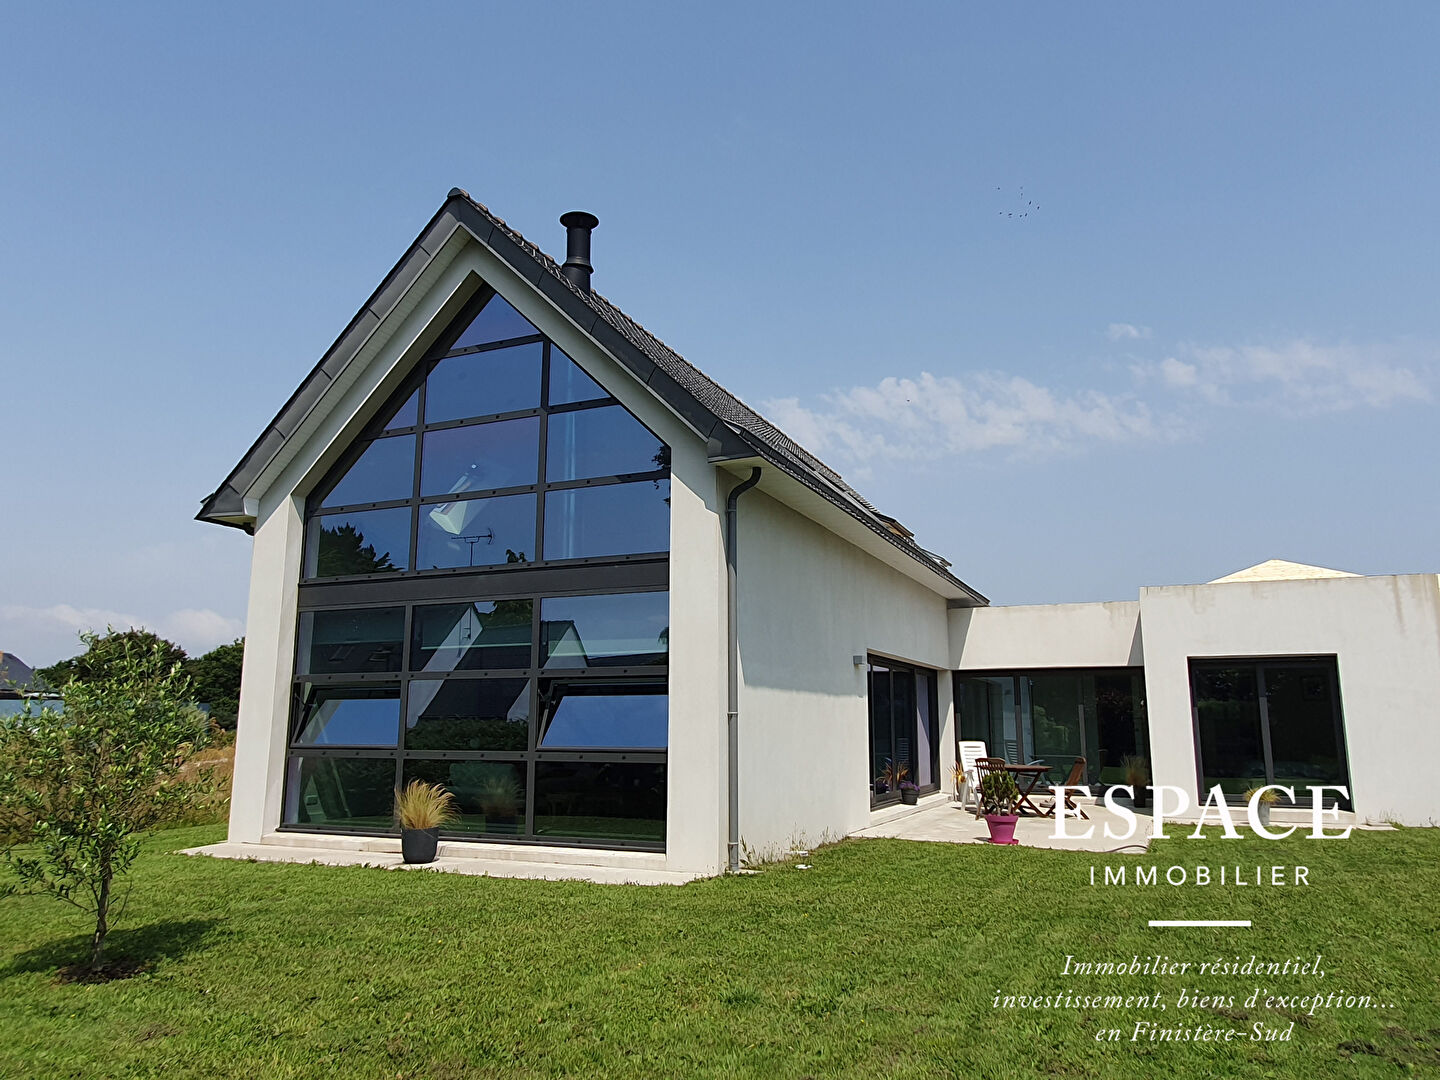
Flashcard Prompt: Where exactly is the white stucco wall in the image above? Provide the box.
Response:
[734,489,954,859]
[1138,573,1440,826]
[950,601,1142,670]
[228,493,304,843]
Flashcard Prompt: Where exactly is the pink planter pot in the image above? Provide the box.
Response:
[985,814,1019,845]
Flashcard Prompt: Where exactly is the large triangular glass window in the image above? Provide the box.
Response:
[450,293,539,351]
[320,434,415,508]
[549,349,607,405]
[382,389,419,431]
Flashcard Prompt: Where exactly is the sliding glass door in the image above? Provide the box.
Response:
[1190,658,1349,806]
[868,658,940,806]
[956,668,1148,785]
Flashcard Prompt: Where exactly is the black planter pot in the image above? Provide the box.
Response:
[401,827,440,864]
[1131,785,1150,809]
[901,789,919,806]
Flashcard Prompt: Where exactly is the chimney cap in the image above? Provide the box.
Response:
[560,210,599,230]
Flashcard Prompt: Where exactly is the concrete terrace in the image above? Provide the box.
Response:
[182,835,703,886]
[853,797,1155,853]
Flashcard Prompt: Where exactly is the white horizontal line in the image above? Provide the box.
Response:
[1149,919,1252,927]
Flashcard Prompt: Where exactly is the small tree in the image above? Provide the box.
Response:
[36,628,188,691]
[0,633,212,974]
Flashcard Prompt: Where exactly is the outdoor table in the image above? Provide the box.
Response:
[1003,764,1052,817]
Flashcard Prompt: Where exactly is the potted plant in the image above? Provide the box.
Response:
[394,779,457,864]
[951,761,967,802]
[1121,754,1151,808]
[1242,785,1280,828]
[876,759,910,799]
[899,781,920,806]
[979,770,1020,845]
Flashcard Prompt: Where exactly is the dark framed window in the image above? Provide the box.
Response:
[868,657,940,806]
[285,286,671,849]
[1190,657,1349,808]
[281,589,668,847]
[955,668,1149,787]
[302,288,670,586]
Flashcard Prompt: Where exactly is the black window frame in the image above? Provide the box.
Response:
[302,287,670,586]
[281,285,671,851]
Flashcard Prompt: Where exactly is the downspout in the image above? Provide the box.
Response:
[725,466,763,873]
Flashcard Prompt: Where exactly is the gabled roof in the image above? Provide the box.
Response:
[198,189,986,605]
[1208,559,1359,584]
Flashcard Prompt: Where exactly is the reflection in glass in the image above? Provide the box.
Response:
[541,592,668,668]
[292,684,400,746]
[1192,665,1266,796]
[1027,674,1084,784]
[320,434,415,508]
[307,508,411,578]
[546,405,665,482]
[404,759,527,835]
[957,676,1019,763]
[405,678,531,750]
[417,493,535,569]
[384,389,419,430]
[548,349,607,405]
[538,680,667,748]
[543,480,670,561]
[533,762,666,841]
[421,417,539,496]
[426,342,541,422]
[1264,665,1345,789]
[449,294,538,351]
[411,601,533,672]
[298,608,404,674]
[284,756,396,827]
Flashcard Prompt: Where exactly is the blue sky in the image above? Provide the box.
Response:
[2,3,1436,665]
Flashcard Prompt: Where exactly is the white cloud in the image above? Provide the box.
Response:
[1138,339,1433,413]
[1107,322,1152,341]
[762,336,1433,470]
[763,372,1160,463]
[0,603,244,667]
[1158,356,1199,388]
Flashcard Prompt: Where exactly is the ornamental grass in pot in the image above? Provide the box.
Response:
[394,780,458,864]
[979,770,1021,845]
[1242,785,1280,828]
[1121,754,1151,808]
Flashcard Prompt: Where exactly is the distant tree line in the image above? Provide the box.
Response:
[36,630,245,730]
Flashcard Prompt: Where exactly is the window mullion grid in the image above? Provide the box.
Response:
[398,606,414,759]
[287,314,671,845]
[409,374,427,573]
[535,342,551,567]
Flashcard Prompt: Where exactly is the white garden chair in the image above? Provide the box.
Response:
[955,740,989,810]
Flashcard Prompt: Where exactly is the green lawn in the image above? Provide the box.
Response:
[1,825,1437,1078]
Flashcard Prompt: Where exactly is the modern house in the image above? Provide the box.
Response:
[200,191,1440,878]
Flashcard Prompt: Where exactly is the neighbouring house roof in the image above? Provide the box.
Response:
[1208,559,1360,584]
[197,189,987,605]
[0,652,35,690]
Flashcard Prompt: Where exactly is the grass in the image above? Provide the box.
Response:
[1,825,1437,1078]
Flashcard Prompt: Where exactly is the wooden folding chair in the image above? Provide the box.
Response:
[1043,757,1089,819]
[972,757,1009,820]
